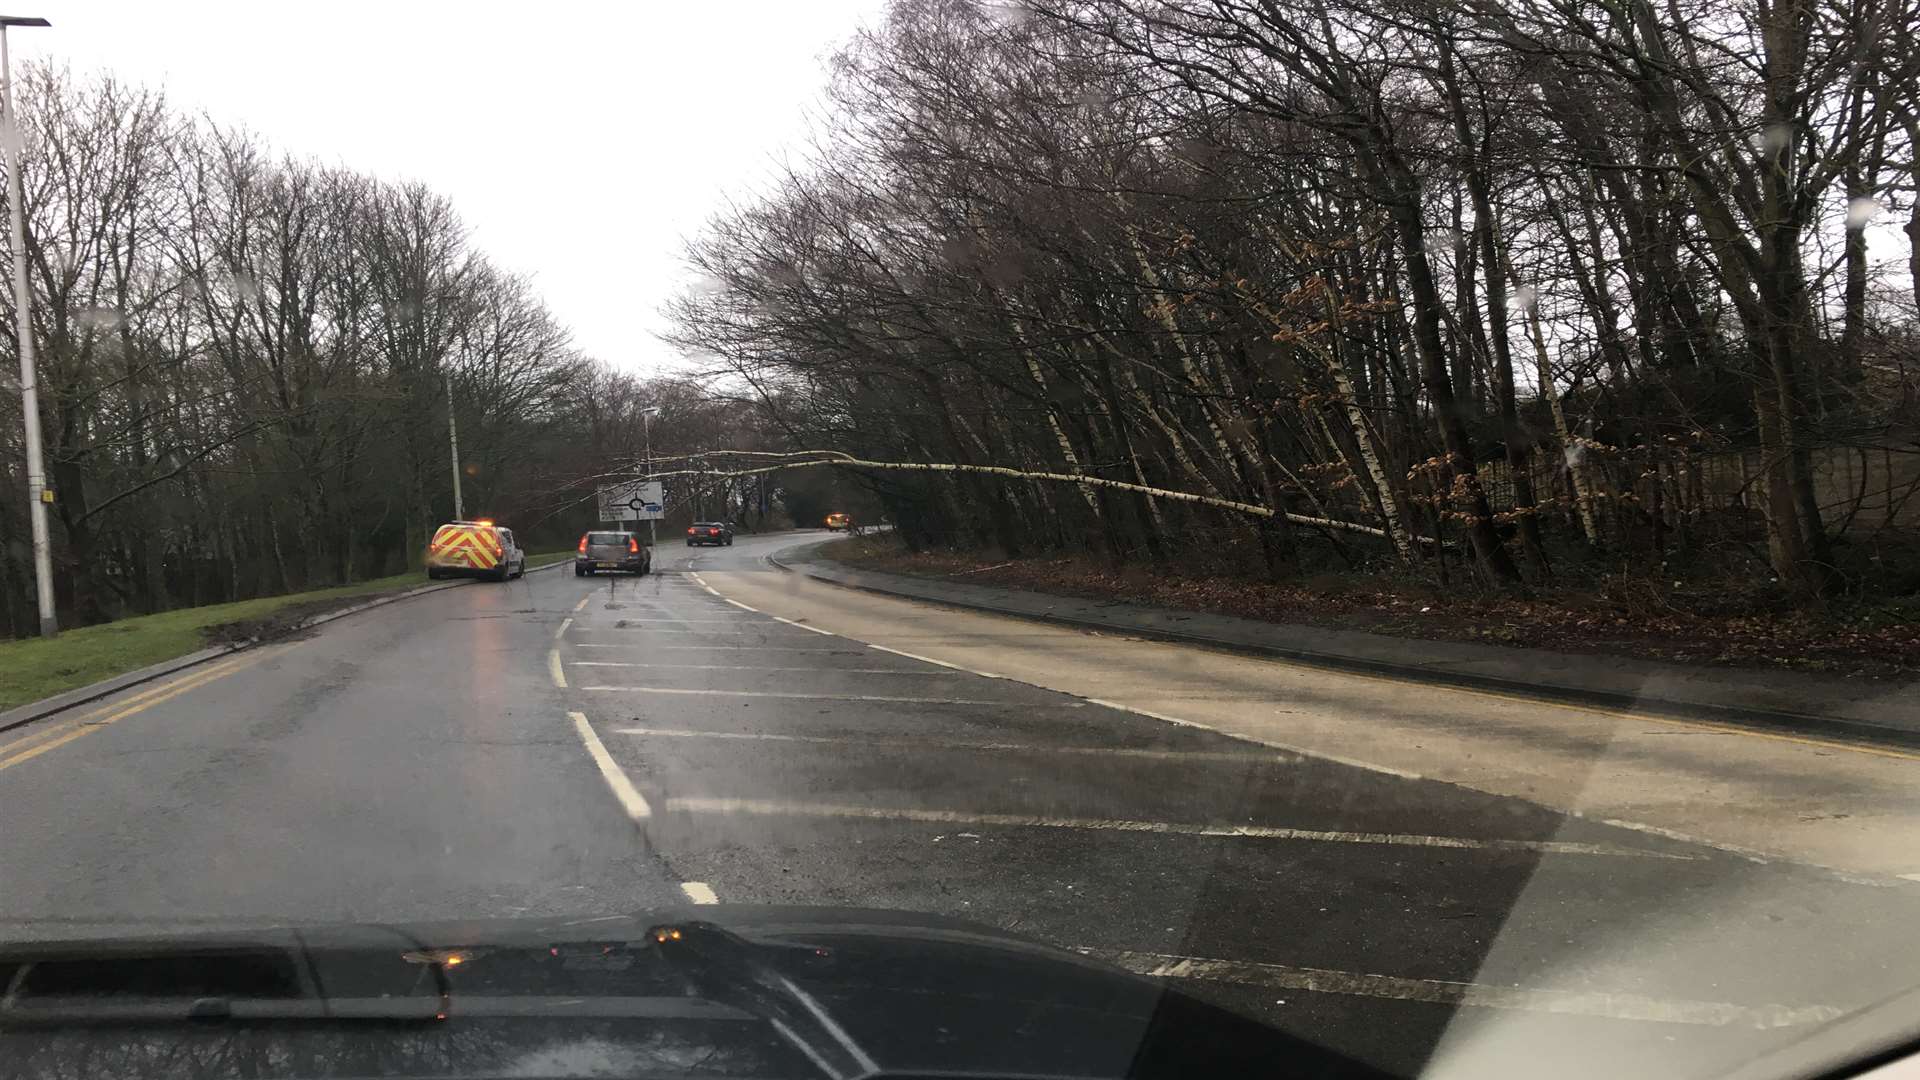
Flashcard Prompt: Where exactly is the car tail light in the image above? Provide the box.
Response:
[687,528,696,535]
[577,536,587,554]
[628,537,639,553]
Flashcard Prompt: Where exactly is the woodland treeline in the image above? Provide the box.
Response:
[669,0,1920,603]
[0,68,768,634]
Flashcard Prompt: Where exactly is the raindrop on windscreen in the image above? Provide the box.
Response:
[1845,197,1882,230]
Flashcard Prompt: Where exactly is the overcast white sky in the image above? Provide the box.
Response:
[17,1,886,373]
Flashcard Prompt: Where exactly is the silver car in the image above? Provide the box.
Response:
[575,530,652,576]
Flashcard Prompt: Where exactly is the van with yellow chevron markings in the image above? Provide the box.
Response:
[425,520,525,583]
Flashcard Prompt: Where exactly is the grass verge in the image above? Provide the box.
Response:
[0,549,575,712]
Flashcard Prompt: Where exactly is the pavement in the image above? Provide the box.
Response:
[773,540,1920,743]
[2,529,1918,1080]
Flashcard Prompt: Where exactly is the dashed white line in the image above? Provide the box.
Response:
[568,628,777,636]
[571,644,855,652]
[1085,949,1840,1028]
[572,595,591,613]
[688,572,723,598]
[548,650,568,689]
[771,616,836,636]
[661,798,1694,859]
[616,727,1297,761]
[679,881,719,905]
[579,686,1082,706]
[724,599,759,612]
[555,617,573,639]
[603,618,754,624]
[569,712,651,822]
[867,643,1003,679]
[573,663,956,674]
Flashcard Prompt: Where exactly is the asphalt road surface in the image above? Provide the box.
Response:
[3,529,1917,1079]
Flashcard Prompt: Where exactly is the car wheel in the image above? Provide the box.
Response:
[427,568,444,580]
[574,566,585,577]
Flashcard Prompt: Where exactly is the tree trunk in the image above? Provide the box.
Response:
[1376,156,1522,584]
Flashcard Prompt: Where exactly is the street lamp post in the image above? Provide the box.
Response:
[446,374,463,520]
[640,405,657,548]
[3,15,53,638]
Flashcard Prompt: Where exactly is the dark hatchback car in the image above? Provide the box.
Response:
[687,521,734,547]
[575,530,652,576]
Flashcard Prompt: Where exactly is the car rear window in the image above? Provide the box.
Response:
[587,532,628,544]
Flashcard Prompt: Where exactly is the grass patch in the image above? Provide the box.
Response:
[0,549,575,712]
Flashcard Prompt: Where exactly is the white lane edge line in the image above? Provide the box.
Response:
[679,881,719,905]
[724,598,759,612]
[569,711,651,821]
[1082,697,1424,781]
[866,643,1004,679]
[771,615,835,637]
[548,650,568,689]
[556,617,573,639]
[662,798,1695,859]
[579,686,1082,706]
[689,571,723,598]
[1083,949,1841,1028]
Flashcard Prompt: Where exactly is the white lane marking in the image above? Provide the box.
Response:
[663,798,1694,859]
[771,616,835,636]
[604,618,755,624]
[679,881,719,905]
[1086,949,1840,1029]
[1596,818,1774,866]
[572,595,591,613]
[688,571,723,598]
[569,712,651,821]
[555,617,573,639]
[580,686,1084,707]
[724,599,760,612]
[574,663,957,675]
[571,644,857,652]
[866,643,1004,679]
[1082,697,1424,781]
[548,650,568,689]
[568,628,788,636]
[616,727,1296,762]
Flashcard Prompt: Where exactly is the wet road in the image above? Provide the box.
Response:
[2,530,1917,1079]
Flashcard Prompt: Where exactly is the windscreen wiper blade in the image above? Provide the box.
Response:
[648,921,877,1080]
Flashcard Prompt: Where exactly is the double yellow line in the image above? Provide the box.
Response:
[0,649,280,774]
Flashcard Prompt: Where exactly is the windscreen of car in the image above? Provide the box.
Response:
[9,5,1919,1080]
